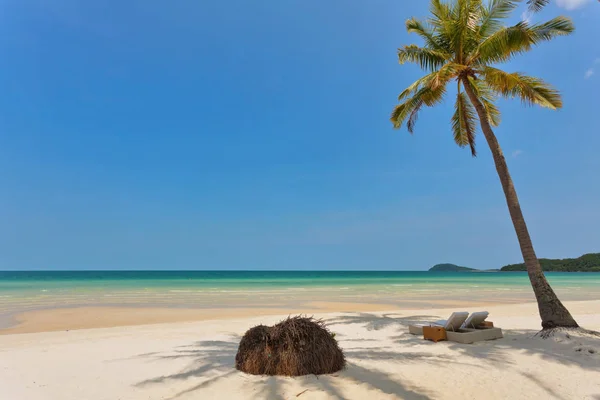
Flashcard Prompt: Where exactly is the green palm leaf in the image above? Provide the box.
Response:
[468,77,501,126]
[527,0,550,12]
[391,84,446,131]
[472,17,573,65]
[529,16,574,42]
[479,0,519,37]
[452,88,478,156]
[481,66,562,109]
[397,45,449,71]
[405,18,449,54]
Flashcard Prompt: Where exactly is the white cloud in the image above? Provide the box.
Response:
[556,0,592,10]
[512,150,523,158]
[521,11,532,24]
[585,68,595,79]
[583,58,599,79]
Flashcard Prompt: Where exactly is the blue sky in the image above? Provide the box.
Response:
[0,0,599,270]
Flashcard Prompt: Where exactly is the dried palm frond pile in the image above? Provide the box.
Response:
[235,316,345,376]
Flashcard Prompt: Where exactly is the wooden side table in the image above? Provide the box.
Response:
[479,321,494,328]
[423,326,447,342]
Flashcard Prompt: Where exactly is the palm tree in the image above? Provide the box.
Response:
[391,0,578,330]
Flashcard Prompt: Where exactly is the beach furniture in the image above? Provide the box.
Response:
[408,311,469,336]
[446,324,503,344]
[409,311,503,344]
[450,311,503,343]
[462,311,489,328]
[422,326,447,342]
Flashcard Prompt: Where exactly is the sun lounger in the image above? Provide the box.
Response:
[409,311,503,343]
[462,311,489,328]
[446,325,503,344]
[451,310,503,343]
[408,312,469,335]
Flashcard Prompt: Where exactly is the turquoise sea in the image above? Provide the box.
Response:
[1,271,599,318]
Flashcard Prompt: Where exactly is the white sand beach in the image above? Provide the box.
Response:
[1,300,600,400]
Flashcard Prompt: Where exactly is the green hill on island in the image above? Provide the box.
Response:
[501,253,600,272]
[429,263,476,272]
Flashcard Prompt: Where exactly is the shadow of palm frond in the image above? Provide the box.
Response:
[521,372,569,400]
[310,375,346,399]
[325,313,439,331]
[133,336,291,400]
[329,312,600,372]
[255,376,287,400]
[133,337,240,399]
[130,313,599,400]
[444,329,600,371]
[342,362,433,400]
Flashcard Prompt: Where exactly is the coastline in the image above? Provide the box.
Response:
[0,298,531,335]
[0,301,397,335]
[3,270,600,336]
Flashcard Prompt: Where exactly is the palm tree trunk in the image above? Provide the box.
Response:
[462,78,578,329]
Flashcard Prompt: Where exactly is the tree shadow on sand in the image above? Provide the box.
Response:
[132,321,437,399]
[300,362,434,400]
[327,312,600,371]
[134,338,240,399]
[326,312,438,331]
[132,312,599,399]
[326,312,600,399]
[133,337,288,400]
[443,328,600,372]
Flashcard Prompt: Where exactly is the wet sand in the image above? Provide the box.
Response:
[0,298,527,335]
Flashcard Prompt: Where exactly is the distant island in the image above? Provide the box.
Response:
[500,253,600,272]
[429,263,477,272]
[429,253,600,272]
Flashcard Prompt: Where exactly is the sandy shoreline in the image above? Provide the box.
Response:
[1,300,599,399]
[0,301,397,335]
[0,298,531,335]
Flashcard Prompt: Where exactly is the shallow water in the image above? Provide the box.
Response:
[1,271,599,316]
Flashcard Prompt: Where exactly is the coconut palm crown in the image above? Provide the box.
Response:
[392,0,573,156]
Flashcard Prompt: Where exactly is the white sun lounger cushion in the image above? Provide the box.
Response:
[462,311,489,328]
[408,311,469,335]
[434,311,469,331]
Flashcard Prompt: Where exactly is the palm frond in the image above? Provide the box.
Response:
[468,77,501,126]
[529,16,574,41]
[405,17,449,53]
[397,45,449,71]
[527,0,550,13]
[398,62,463,101]
[391,84,447,131]
[471,22,530,64]
[482,66,562,109]
[406,99,425,133]
[450,0,481,62]
[431,62,465,87]
[478,0,518,37]
[451,87,478,156]
[391,96,423,131]
[471,16,573,64]
[397,73,438,101]
[428,0,454,30]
